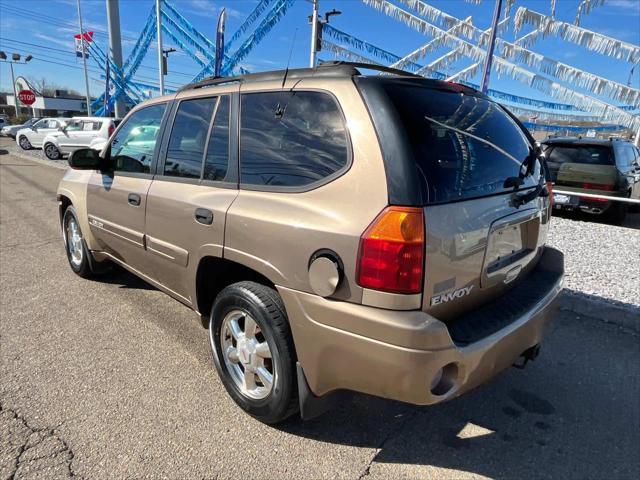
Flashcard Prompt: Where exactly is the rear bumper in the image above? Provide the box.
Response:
[553,188,623,214]
[279,247,564,406]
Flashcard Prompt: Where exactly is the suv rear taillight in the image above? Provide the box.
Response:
[581,183,613,202]
[546,181,554,208]
[108,123,115,137]
[582,182,613,191]
[356,206,424,294]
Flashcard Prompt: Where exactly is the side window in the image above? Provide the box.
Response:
[47,120,59,129]
[203,95,230,182]
[66,121,83,131]
[164,97,217,179]
[239,91,349,188]
[110,103,166,174]
[617,145,633,168]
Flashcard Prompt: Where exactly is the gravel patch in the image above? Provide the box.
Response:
[547,214,640,309]
[0,138,68,170]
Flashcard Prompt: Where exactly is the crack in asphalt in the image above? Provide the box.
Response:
[0,402,76,480]
[357,408,421,480]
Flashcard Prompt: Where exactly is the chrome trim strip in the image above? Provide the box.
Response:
[87,214,144,248]
[361,288,422,311]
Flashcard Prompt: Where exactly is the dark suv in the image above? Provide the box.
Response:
[542,138,640,224]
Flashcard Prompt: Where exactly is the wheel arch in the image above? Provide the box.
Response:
[195,256,277,318]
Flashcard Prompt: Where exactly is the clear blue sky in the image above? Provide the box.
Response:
[1,0,639,108]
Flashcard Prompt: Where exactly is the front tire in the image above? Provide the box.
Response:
[44,143,61,160]
[209,281,299,424]
[62,206,96,278]
[18,136,32,150]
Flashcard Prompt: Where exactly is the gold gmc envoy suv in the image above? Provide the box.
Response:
[57,62,564,424]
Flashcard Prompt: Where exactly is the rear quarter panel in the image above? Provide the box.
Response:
[224,77,389,303]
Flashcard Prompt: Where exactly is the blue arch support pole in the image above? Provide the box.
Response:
[480,0,502,94]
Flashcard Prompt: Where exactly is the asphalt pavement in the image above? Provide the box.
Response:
[1,139,639,480]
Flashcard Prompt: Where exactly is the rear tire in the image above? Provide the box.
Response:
[44,143,61,160]
[18,136,32,150]
[209,281,299,424]
[606,202,627,225]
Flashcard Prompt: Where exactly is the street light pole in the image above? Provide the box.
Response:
[9,62,18,116]
[155,0,165,95]
[76,0,92,115]
[480,0,502,94]
[309,0,319,68]
[0,52,33,117]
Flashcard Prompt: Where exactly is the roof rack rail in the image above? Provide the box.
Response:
[178,61,425,92]
[317,60,422,78]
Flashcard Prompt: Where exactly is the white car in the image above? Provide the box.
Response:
[41,117,120,160]
[16,118,67,150]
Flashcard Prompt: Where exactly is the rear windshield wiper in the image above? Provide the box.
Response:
[423,114,521,167]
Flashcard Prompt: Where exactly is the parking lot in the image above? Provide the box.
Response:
[1,137,639,479]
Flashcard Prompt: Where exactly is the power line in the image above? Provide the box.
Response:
[0,4,139,42]
[0,36,197,78]
[0,45,184,89]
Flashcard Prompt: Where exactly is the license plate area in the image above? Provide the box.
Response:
[481,209,542,289]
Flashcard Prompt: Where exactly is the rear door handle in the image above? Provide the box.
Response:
[195,208,214,225]
[128,193,141,206]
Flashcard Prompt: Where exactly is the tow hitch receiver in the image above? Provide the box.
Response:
[513,344,541,370]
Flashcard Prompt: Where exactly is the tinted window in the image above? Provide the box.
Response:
[110,103,166,174]
[240,91,349,188]
[203,96,230,182]
[164,97,217,179]
[547,145,614,166]
[383,85,539,203]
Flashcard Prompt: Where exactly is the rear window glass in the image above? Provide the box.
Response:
[383,85,538,203]
[240,91,349,188]
[546,145,613,166]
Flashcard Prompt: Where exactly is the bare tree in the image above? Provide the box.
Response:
[26,77,82,97]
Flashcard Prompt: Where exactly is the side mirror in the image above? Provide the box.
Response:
[68,148,102,170]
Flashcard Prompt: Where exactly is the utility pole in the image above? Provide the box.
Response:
[309,0,319,68]
[155,0,165,95]
[76,0,92,115]
[106,0,125,118]
[480,0,502,94]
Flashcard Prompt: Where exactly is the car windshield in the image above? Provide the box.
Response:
[382,84,539,204]
[545,145,614,166]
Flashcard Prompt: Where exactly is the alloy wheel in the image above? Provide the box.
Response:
[65,216,83,267]
[219,309,275,400]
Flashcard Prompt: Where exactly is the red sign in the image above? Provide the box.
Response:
[18,90,36,106]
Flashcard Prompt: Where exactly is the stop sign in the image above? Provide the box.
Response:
[18,90,36,106]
